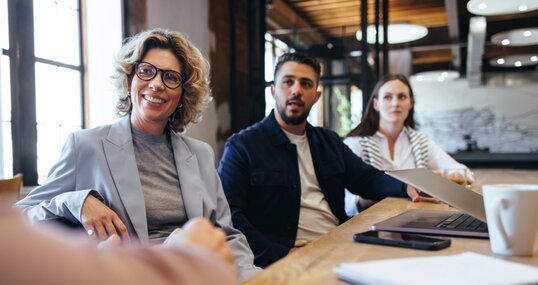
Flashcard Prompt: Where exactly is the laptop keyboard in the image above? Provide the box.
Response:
[435,213,488,232]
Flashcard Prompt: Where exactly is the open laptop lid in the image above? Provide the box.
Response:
[385,168,486,222]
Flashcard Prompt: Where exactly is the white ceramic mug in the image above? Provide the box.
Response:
[482,184,538,256]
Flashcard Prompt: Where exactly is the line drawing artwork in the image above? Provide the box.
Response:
[416,107,538,153]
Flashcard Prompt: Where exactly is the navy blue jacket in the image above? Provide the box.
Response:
[218,112,406,268]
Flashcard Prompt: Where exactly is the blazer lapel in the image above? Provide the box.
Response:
[171,132,203,218]
[103,117,149,243]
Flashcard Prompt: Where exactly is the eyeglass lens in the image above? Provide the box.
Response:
[136,62,183,89]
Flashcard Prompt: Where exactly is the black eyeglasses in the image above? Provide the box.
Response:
[134,61,184,89]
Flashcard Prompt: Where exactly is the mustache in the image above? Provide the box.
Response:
[286,95,304,106]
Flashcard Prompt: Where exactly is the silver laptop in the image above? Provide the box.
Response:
[372,168,488,238]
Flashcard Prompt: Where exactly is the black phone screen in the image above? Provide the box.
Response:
[353,230,451,250]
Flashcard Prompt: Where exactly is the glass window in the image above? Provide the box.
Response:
[1,55,12,178]
[1,0,8,50]
[85,0,123,127]
[35,62,82,183]
[33,0,80,65]
[2,0,122,184]
[264,34,289,116]
[32,0,82,184]
[349,85,363,129]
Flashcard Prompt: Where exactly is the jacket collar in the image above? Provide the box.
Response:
[169,131,203,219]
[106,116,133,147]
[104,116,148,242]
[261,110,316,147]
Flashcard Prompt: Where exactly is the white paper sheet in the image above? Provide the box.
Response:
[334,252,538,285]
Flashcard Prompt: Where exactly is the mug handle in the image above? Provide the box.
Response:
[493,197,511,249]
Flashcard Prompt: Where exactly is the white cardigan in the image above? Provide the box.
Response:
[343,128,468,216]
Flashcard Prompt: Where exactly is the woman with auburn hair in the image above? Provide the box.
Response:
[344,74,472,216]
[17,28,260,281]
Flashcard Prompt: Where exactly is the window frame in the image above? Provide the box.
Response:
[6,0,85,185]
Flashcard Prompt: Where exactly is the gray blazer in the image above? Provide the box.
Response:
[16,116,260,280]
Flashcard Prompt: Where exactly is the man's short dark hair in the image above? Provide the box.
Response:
[273,53,321,82]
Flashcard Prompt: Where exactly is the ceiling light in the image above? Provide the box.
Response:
[355,23,428,44]
[490,54,538,67]
[467,0,538,15]
[410,71,460,83]
[491,28,538,46]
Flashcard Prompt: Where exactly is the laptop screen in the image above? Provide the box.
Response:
[385,168,486,222]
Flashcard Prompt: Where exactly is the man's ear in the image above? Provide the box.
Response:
[270,84,275,98]
[315,90,322,102]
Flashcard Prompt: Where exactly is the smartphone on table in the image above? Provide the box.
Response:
[353,230,451,251]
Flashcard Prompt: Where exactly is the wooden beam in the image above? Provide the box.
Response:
[412,48,453,64]
[484,44,538,58]
[267,0,326,46]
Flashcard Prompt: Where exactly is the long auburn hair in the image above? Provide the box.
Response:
[347,74,416,137]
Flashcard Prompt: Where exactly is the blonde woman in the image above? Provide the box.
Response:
[17,28,260,280]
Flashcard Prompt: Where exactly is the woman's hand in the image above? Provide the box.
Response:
[163,218,237,278]
[81,195,130,243]
[406,185,441,203]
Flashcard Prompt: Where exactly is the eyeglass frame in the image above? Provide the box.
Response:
[133,61,185,89]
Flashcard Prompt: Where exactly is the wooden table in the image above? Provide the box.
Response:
[244,169,538,285]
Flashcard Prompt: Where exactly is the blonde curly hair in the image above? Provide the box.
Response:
[111,28,211,133]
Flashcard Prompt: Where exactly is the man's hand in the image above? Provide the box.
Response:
[81,195,130,243]
[163,218,237,277]
[406,185,441,203]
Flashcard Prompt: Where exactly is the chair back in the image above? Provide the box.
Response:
[0,173,24,198]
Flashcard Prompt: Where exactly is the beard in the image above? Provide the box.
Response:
[276,101,310,125]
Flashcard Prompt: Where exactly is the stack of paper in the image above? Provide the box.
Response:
[335,252,538,285]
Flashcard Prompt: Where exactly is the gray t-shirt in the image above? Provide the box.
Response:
[132,127,187,245]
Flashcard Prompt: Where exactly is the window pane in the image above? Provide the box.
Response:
[1,55,12,178]
[86,0,123,127]
[33,0,80,65]
[35,63,82,183]
[1,0,8,50]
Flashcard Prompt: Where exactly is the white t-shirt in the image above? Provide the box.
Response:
[343,129,467,216]
[282,130,339,244]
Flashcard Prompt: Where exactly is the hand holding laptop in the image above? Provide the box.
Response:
[405,185,441,204]
[433,168,475,188]
[373,168,489,238]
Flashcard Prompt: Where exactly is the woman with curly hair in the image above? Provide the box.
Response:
[17,28,260,281]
